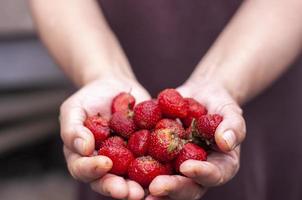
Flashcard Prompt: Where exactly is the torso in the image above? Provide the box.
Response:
[79,1,302,199]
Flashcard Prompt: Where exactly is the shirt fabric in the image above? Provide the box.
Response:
[78,1,302,199]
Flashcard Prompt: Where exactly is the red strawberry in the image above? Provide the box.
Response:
[100,136,127,148]
[148,128,183,162]
[174,143,207,173]
[155,119,186,139]
[98,145,134,175]
[84,115,110,150]
[109,111,136,138]
[164,162,174,174]
[111,92,135,114]
[133,100,162,129]
[157,89,188,118]
[185,120,213,151]
[181,98,207,127]
[196,114,223,141]
[127,130,150,157]
[128,156,171,187]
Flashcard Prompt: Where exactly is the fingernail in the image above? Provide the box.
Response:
[179,162,191,173]
[74,138,85,154]
[222,130,236,150]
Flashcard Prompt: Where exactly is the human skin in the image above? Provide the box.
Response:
[29,0,302,199]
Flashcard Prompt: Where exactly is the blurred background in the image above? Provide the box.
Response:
[0,0,76,199]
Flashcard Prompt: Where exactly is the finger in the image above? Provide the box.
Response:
[64,146,112,182]
[180,147,240,187]
[214,103,246,151]
[149,175,206,200]
[129,86,152,104]
[90,174,128,199]
[60,98,95,155]
[126,180,145,200]
[177,85,246,152]
[175,85,191,97]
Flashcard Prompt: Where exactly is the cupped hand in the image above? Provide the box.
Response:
[146,80,246,200]
[59,76,151,200]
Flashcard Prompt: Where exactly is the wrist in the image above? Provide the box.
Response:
[186,64,246,105]
[78,62,136,87]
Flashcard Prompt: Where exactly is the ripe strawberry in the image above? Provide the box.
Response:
[157,89,188,118]
[127,130,150,157]
[196,114,223,141]
[174,143,207,173]
[155,119,186,139]
[184,119,213,151]
[111,92,135,114]
[164,162,174,174]
[109,111,136,138]
[84,115,110,150]
[100,136,127,148]
[181,98,207,127]
[148,128,183,162]
[98,145,134,176]
[128,156,171,187]
[133,100,162,129]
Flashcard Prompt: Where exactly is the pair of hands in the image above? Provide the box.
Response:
[60,76,246,200]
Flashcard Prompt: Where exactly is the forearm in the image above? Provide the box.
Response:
[189,0,302,104]
[29,0,134,86]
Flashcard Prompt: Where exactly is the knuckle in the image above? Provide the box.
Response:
[59,100,69,115]
[236,117,246,141]
[191,186,203,200]
[217,175,225,186]
[229,155,240,179]
[216,102,236,113]
[233,153,240,173]
[63,146,69,159]
[69,159,84,181]
[61,126,77,145]
[68,162,80,180]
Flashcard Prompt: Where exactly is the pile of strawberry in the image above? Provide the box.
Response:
[84,89,223,187]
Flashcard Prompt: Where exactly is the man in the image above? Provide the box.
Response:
[30,0,302,200]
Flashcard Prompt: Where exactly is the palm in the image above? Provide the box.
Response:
[60,78,151,200]
[146,81,246,200]
[73,78,150,118]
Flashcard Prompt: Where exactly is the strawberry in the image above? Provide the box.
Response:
[148,128,183,162]
[109,111,136,138]
[181,98,207,128]
[128,156,172,187]
[133,100,162,129]
[196,114,223,141]
[127,130,150,157]
[184,119,212,151]
[157,89,188,118]
[100,136,127,148]
[164,162,174,174]
[84,114,110,150]
[155,119,186,139]
[174,143,207,173]
[111,92,135,114]
[98,145,134,176]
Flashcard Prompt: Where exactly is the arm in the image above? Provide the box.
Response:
[29,1,149,199]
[190,0,302,105]
[148,0,302,199]
[30,0,135,86]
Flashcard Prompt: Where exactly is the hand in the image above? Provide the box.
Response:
[59,76,151,200]
[146,80,246,200]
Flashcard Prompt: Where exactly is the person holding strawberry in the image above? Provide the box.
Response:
[29,0,302,200]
